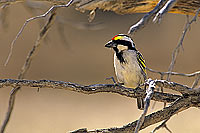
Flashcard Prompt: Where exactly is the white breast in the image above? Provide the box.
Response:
[114,50,145,88]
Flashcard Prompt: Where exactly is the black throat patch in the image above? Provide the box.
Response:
[113,47,126,63]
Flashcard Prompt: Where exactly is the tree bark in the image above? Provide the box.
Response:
[1,0,199,15]
[75,0,200,15]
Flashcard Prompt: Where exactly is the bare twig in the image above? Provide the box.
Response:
[127,0,167,34]
[0,86,20,133]
[4,0,74,66]
[164,124,173,133]
[18,10,57,78]
[151,118,172,133]
[192,75,200,89]
[135,79,155,133]
[153,0,177,22]
[147,68,200,78]
[0,9,58,133]
[0,86,19,133]
[148,68,200,90]
[152,118,169,133]
[166,8,200,81]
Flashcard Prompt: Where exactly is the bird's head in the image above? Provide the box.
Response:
[105,34,136,52]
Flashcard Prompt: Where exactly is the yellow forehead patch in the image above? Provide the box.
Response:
[113,36,123,40]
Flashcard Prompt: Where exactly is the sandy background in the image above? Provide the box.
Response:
[0,2,200,133]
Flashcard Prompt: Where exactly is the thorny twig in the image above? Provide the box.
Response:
[4,0,74,66]
[167,8,200,81]
[135,79,155,133]
[0,9,58,133]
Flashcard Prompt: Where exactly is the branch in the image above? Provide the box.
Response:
[0,78,195,133]
[135,80,155,133]
[0,79,181,103]
[72,97,190,133]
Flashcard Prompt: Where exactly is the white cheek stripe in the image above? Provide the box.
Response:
[117,45,128,51]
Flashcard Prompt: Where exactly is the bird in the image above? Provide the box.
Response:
[105,34,147,110]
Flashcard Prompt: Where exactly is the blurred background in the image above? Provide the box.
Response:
[0,1,200,133]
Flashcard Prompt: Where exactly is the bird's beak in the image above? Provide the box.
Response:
[105,41,117,48]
